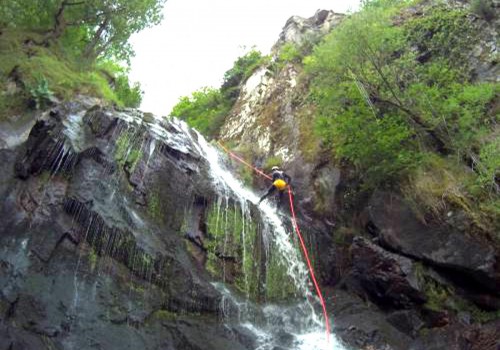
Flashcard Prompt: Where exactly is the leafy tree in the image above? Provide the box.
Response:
[221,49,268,102]
[305,0,498,189]
[170,88,231,139]
[0,0,166,63]
[114,76,142,108]
[278,43,301,63]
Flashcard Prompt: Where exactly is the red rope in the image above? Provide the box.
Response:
[288,187,331,344]
[217,141,331,343]
[217,141,272,180]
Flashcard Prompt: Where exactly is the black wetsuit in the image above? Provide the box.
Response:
[258,170,292,205]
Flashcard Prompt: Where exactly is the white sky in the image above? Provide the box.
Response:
[129,0,360,117]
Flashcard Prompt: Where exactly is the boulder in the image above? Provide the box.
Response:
[350,236,427,308]
[386,310,425,338]
[332,289,412,350]
[368,192,500,293]
[409,319,500,350]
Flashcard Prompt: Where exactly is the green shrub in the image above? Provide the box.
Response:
[97,60,143,108]
[278,43,301,63]
[28,75,54,109]
[263,155,284,171]
[170,87,230,139]
[221,49,269,102]
[114,75,142,108]
[477,138,500,190]
[404,5,475,68]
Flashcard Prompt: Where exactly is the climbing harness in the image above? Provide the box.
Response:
[217,141,331,344]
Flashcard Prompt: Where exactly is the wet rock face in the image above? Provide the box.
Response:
[0,100,249,349]
[408,319,500,350]
[332,289,413,350]
[350,237,427,309]
[368,192,500,294]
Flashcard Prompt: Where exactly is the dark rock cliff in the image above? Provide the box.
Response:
[0,98,255,350]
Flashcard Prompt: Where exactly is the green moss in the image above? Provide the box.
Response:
[423,279,451,312]
[263,155,284,171]
[38,170,51,185]
[115,133,129,163]
[265,250,298,301]
[41,335,57,350]
[114,132,142,173]
[416,264,500,323]
[140,253,155,279]
[332,227,355,246]
[147,191,163,223]
[296,105,320,162]
[205,252,221,278]
[127,148,142,173]
[471,0,496,21]
[205,199,298,301]
[152,309,177,321]
[205,201,262,298]
[414,262,452,312]
[129,281,146,294]
[206,203,243,257]
[403,153,499,238]
[451,297,500,323]
[0,31,117,104]
[89,247,98,272]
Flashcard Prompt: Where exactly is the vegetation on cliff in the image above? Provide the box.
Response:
[0,0,165,119]
[303,0,499,236]
[169,50,269,138]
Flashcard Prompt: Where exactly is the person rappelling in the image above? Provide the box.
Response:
[258,165,292,207]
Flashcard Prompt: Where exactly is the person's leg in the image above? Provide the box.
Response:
[259,185,276,203]
[276,190,285,209]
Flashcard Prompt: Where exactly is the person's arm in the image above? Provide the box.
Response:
[284,173,292,185]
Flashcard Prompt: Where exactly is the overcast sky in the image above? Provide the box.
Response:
[129,0,360,116]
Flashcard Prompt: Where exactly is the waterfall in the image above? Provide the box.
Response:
[169,119,347,350]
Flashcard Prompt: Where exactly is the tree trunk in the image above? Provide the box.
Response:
[46,0,85,43]
[83,17,110,60]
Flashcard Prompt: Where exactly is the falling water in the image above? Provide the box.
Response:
[171,119,347,350]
